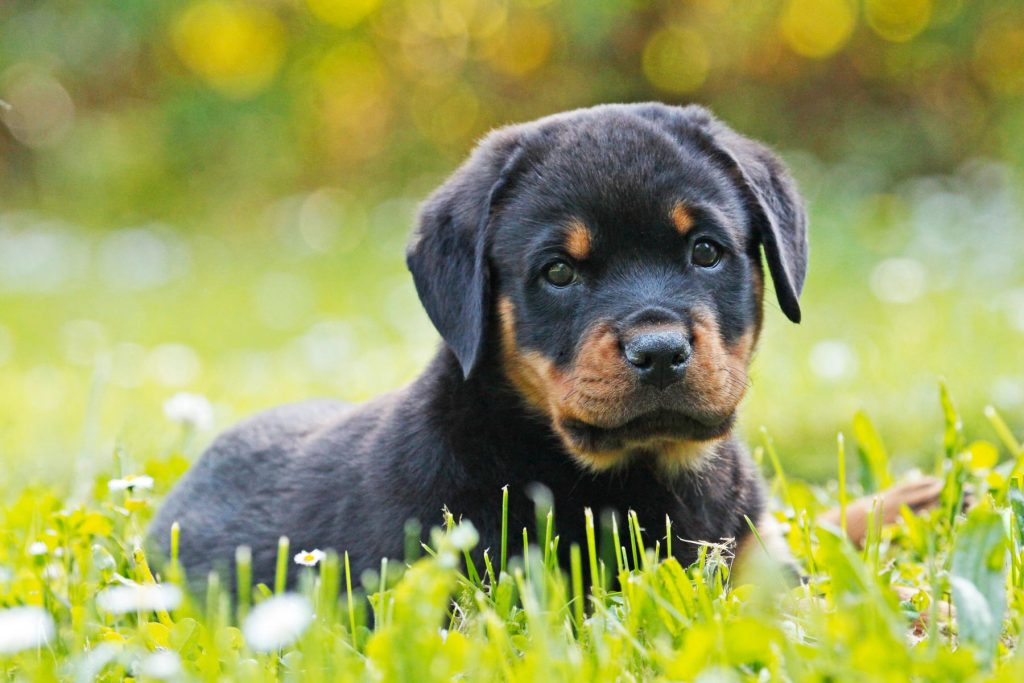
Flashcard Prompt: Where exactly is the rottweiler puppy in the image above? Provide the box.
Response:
[150,102,807,588]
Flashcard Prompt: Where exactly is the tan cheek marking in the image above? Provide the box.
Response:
[498,297,558,413]
[566,323,634,406]
[729,329,756,365]
[671,202,694,235]
[751,265,765,332]
[564,219,592,261]
[687,309,752,415]
[752,265,765,305]
[498,298,638,472]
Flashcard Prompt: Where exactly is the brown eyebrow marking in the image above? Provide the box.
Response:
[564,219,592,261]
[671,202,694,235]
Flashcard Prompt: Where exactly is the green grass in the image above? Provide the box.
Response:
[1,386,1024,681]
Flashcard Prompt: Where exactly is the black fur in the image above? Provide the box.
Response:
[149,103,808,589]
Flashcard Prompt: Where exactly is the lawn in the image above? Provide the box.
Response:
[1,379,1023,680]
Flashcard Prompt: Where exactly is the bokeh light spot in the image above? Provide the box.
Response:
[870,257,928,303]
[314,42,392,162]
[642,27,711,93]
[974,21,1024,95]
[779,0,856,58]
[0,66,75,149]
[488,14,554,77]
[809,340,859,381]
[865,0,932,43]
[171,1,285,98]
[59,320,108,367]
[146,344,202,387]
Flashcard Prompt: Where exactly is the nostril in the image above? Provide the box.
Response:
[625,348,652,369]
[671,352,687,366]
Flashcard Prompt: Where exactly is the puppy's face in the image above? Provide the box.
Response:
[490,125,762,470]
[408,104,807,472]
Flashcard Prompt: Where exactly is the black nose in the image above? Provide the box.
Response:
[623,330,691,389]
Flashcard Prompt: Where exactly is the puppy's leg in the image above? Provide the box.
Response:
[818,476,944,548]
[733,476,946,587]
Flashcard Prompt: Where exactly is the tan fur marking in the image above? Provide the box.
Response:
[500,296,636,471]
[498,297,557,413]
[751,266,765,332]
[671,202,694,235]
[685,309,753,417]
[752,266,765,307]
[654,438,723,475]
[564,219,592,261]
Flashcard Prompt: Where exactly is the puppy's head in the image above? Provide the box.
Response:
[407,103,808,472]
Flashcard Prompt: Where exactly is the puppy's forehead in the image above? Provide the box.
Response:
[506,115,746,242]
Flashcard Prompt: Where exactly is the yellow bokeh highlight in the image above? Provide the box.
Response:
[172,1,285,98]
[779,0,856,58]
[865,0,932,42]
[488,14,554,77]
[642,27,711,94]
[314,42,392,160]
[306,0,381,29]
[974,21,1024,95]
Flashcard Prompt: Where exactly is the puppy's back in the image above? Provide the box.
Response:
[148,398,350,585]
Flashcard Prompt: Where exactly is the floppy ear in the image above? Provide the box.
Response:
[637,104,809,323]
[406,128,526,378]
[710,123,808,323]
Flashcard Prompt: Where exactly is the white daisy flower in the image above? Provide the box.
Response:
[42,563,64,581]
[107,474,155,492]
[28,541,48,556]
[140,650,182,679]
[0,606,55,654]
[242,594,313,652]
[449,521,479,551]
[163,392,214,431]
[293,549,326,567]
[96,583,182,614]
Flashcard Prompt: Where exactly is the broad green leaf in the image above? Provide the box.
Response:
[951,505,1008,665]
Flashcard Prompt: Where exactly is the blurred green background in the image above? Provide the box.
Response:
[1,0,1022,486]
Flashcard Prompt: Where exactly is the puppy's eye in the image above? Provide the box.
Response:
[543,260,577,287]
[691,239,722,268]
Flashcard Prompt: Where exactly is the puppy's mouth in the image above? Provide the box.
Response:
[559,409,734,454]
